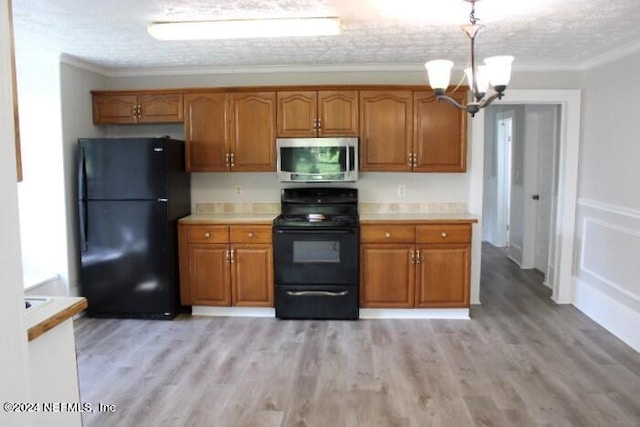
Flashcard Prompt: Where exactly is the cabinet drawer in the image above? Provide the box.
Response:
[230,225,272,243]
[360,225,415,243]
[186,225,228,243]
[415,224,471,244]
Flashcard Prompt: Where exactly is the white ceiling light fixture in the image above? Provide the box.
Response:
[424,0,514,117]
[147,17,341,41]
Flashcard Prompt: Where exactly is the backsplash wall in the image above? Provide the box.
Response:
[191,171,469,208]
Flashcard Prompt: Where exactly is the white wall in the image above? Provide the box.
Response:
[574,49,640,351]
[59,61,106,296]
[0,0,31,425]
[15,54,65,291]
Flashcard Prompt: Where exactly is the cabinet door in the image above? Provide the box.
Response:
[231,244,274,307]
[277,91,317,137]
[360,244,415,308]
[184,93,229,172]
[92,94,138,124]
[138,93,184,123]
[359,91,413,171]
[415,244,470,308]
[318,90,358,136]
[229,92,276,171]
[188,243,232,306]
[413,90,467,172]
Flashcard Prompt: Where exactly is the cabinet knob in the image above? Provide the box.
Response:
[384,232,391,238]
[204,232,211,238]
[441,232,448,238]
[248,232,254,238]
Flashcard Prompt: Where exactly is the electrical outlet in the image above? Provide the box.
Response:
[397,185,406,198]
[235,185,243,196]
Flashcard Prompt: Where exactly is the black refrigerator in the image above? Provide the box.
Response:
[77,137,190,319]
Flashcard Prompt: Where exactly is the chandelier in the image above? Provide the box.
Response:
[424,0,514,117]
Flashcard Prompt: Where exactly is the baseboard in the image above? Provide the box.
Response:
[359,308,470,320]
[574,278,640,352]
[191,307,470,320]
[192,307,276,317]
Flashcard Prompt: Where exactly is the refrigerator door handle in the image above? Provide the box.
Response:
[78,146,87,200]
[79,200,88,251]
[78,146,88,251]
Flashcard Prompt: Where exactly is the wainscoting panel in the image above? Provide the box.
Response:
[581,217,640,302]
[575,199,640,351]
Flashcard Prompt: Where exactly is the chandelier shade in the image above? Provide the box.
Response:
[424,60,454,92]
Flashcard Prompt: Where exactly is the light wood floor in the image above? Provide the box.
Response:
[74,243,640,427]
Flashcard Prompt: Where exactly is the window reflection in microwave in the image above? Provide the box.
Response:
[293,241,340,263]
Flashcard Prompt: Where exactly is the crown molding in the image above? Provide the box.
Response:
[580,39,640,70]
[59,54,109,75]
[57,49,639,79]
[98,61,587,78]
[100,63,427,77]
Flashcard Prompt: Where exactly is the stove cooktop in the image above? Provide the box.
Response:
[274,214,358,228]
[276,187,359,228]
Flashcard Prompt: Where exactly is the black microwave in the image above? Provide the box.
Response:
[276,137,358,182]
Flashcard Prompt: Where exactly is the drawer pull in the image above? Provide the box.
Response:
[441,232,448,238]
[286,290,349,297]
[384,232,391,238]
[204,232,211,238]
[248,232,255,238]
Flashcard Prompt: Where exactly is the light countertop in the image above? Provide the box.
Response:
[25,296,88,342]
[180,212,478,224]
[179,213,278,225]
[360,212,479,223]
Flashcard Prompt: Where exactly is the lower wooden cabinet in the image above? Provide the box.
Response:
[360,244,415,307]
[360,222,472,308]
[414,244,470,308]
[179,223,273,307]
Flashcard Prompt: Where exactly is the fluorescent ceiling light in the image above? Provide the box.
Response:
[147,17,341,40]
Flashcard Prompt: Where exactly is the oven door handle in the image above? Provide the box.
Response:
[275,228,356,235]
[286,290,350,297]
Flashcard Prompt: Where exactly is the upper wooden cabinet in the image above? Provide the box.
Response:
[92,92,184,125]
[413,90,468,172]
[277,90,358,137]
[184,91,276,172]
[91,85,468,173]
[360,89,468,172]
[229,92,277,171]
[359,90,414,172]
[184,93,228,172]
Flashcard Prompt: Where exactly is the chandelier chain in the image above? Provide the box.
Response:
[469,0,479,25]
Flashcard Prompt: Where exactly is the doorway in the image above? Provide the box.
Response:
[472,90,581,304]
[483,104,560,287]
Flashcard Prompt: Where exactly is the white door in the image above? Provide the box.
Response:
[533,106,560,280]
[497,116,513,247]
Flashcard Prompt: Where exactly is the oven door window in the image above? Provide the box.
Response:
[293,241,340,263]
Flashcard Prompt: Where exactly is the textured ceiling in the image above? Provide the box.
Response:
[11,0,640,72]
